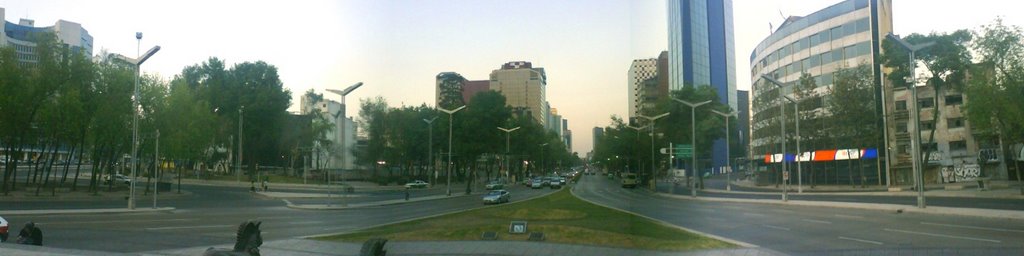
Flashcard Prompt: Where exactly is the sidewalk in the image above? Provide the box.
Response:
[143,238,783,256]
[0,207,176,216]
[723,179,1024,199]
[176,178,406,192]
[279,191,485,210]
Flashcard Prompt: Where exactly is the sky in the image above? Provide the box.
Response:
[2,0,1022,156]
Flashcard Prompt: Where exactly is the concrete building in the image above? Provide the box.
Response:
[749,0,892,184]
[436,72,468,109]
[628,58,658,123]
[563,119,572,152]
[463,80,490,104]
[299,92,358,171]
[737,90,750,166]
[490,61,548,127]
[593,127,605,153]
[667,0,738,171]
[1,8,93,64]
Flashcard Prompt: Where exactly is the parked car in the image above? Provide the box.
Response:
[530,179,544,189]
[404,180,429,189]
[485,181,504,190]
[482,190,510,204]
[104,174,132,185]
[0,215,8,242]
[549,179,562,189]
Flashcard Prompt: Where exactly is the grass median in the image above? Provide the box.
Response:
[314,187,736,251]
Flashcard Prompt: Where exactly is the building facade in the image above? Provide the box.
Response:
[1,8,93,64]
[667,0,738,171]
[737,89,750,167]
[749,0,892,184]
[628,58,658,122]
[436,72,467,109]
[490,61,548,127]
[300,93,358,171]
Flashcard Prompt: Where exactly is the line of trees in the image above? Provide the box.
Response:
[355,91,579,188]
[0,32,295,195]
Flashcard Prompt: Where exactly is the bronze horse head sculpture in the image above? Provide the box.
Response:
[203,220,263,256]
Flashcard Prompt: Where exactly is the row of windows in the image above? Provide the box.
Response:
[894,94,964,110]
[896,117,965,134]
[756,17,871,75]
[898,140,968,154]
[752,0,870,61]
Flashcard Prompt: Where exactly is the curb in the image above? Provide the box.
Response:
[654,191,1024,220]
[569,186,762,249]
[0,207,176,216]
[722,180,1024,199]
[285,192,488,210]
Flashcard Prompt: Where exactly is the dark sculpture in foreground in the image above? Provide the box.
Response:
[203,221,263,256]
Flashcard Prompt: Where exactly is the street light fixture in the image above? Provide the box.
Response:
[764,76,805,194]
[761,75,791,201]
[119,32,160,210]
[626,124,650,173]
[497,126,521,182]
[671,98,711,197]
[424,117,438,186]
[638,112,670,190]
[438,105,467,196]
[540,143,549,176]
[710,109,736,192]
[887,33,934,208]
[327,82,364,202]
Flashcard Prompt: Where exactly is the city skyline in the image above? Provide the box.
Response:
[1,0,1021,155]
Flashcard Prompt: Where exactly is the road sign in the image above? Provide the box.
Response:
[783,171,790,181]
[675,144,693,158]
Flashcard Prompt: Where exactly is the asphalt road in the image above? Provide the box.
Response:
[1,182,556,253]
[574,175,1024,255]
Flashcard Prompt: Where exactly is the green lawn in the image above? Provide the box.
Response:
[314,188,735,251]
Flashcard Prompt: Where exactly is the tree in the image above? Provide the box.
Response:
[828,65,877,186]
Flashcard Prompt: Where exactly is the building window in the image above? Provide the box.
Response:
[921,120,935,130]
[895,100,907,110]
[919,98,934,108]
[948,118,964,128]
[830,27,843,41]
[922,142,938,152]
[896,122,908,133]
[949,140,967,151]
[945,94,963,105]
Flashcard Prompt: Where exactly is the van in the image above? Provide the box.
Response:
[621,173,638,188]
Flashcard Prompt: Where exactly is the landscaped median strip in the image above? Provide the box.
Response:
[0,207,175,216]
[308,188,737,252]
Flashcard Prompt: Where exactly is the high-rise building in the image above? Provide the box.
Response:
[490,61,548,127]
[1,8,94,64]
[593,127,605,153]
[436,72,467,109]
[562,119,572,152]
[749,0,892,184]
[463,80,490,104]
[628,58,658,122]
[737,90,750,165]
[667,0,737,170]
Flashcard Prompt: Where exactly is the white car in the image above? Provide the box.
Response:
[482,190,510,204]
[105,174,132,185]
[0,215,9,242]
[404,180,429,189]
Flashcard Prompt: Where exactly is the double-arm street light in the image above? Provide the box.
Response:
[438,105,467,196]
[763,76,805,194]
[498,126,521,182]
[326,82,363,206]
[539,143,549,176]
[710,109,737,192]
[887,33,935,208]
[638,112,670,190]
[626,124,650,173]
[760,75,790,202]
[117,32,160,210]
[423,117,438,186]
[671,98,711,197]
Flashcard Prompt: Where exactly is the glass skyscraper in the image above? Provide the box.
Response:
[667,0,738,172]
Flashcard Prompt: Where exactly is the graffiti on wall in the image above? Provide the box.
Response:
[940,164,981,183]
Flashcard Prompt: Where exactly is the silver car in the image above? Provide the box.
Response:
[482,190,510,204]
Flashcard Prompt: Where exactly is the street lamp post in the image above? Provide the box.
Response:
[238,106,243,184]
[540,143,548,176]
[424,117,438,186]
[887,33,935,208]
[438,105,467,196]
[498,126,521,183]
[117,32,160,210]
[761,76,789,201]
[764,76,805,194]
[626,125,649,174]
[638,112,670,190]
[327,82,365,199]
[671,98,711,197]
[710,109,736,192]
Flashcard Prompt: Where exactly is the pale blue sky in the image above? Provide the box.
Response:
[2,0,1021,155]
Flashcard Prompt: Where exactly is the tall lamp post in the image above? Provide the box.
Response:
[117,32,160,210]
[438,105,466,196]
[626,124,650,173]
[423,117,438,186]
[638,112,670,190]
[498,126,521,183]
[887,33,934,208]
[764,76,805,194]
[710,109,736,192]
[540,143,549,176]
[671,98,711,197]
[238,106,244,184]
[761,76,790,201]
[327,82,365,197]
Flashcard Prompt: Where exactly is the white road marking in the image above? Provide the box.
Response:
[801,218,833,224]
[884,228,1001,243]
[771,209,795,213]
[834,214,864,219]
[838,236,884,245]
[706,217,726,222]
[743,212,765,217]
[286,220,324,225]
[41,218,196,225]
[146,224,234,231]
[696,208,716,213]
[762,224,790,231]
[920,222,1024,233]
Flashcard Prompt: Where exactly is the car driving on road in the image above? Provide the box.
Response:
[0,215,8,242]
[530,179,544,189]
[104,174,131,185]
[482,190,510,204]
[485,181,504,190]
[404,180,429,189]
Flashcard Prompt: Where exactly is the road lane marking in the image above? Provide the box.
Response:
[883,228,1001,243]
[696,208,716,213]
[801,218,833,224]
[761,224,790,231]
[771,209,795,213]
[834,214,864,219]
[838,236,884,245]
[920,222,1024,233]
[743,212,765,217]
[146,224,235,231]
[706,217,726,222]
[286,220,324,225]
[40,218,197,225]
